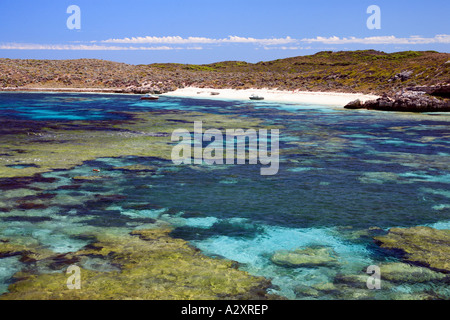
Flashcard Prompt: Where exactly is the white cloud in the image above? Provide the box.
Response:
[301,34,450,45]
[223,36,296,46]
[0,43,203,50]
[100,34,450,46]
[263,46,312,50]
[101,35,296,46]
[1,34,448,51]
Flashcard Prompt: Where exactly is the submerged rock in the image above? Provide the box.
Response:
[3,189,39,199]
[294,284,320,298]
[112,164,157,172]
[336,226,384,241]
[333,274,372,289]
[311,282,338,293]
[0,241,26,258]
[389,292,438,300]
[72,176,104,181]
[374,227,450,273]
[270,247,338,268]
[0,241,54,262]
[380,262,447,283]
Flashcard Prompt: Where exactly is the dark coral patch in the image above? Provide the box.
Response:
[0,174,56,191]
[94,194,128,203]
[57,185,82,191]
[82,215,156,228]
[48,254,81,271]
[170,221,263,241]
[17,203,48,210]
[20,193,56,201]
[2,216,52,223]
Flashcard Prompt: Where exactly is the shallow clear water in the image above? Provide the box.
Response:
[0,92,449,299]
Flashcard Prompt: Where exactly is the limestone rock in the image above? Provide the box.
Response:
[333,274,371,289]
[374,226,450,273]
[390,70,413,82]
[311,282,338,292]
[72,176,104,181]
[270,246,338,267]
[356,91,450,112]
[112,165,157,172]
[294,284,320,297]
[344,99,363,109]
[380,262,447,283]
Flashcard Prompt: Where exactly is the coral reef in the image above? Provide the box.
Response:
[0,111,266,179]
[0,228,276,300]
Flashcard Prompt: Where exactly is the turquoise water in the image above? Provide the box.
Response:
[0,92,449,299]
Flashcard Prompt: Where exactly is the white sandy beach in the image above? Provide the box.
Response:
[163,87,380,107]
[1,86,380,107]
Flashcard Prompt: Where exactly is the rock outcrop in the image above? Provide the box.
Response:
[407,85,450,98]
[389,70,413,82]
[343,99,364,109]
[345,91,450,112]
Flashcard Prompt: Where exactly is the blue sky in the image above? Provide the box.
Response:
[0,0,449,64]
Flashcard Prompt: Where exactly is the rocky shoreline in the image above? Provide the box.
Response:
[345,85,450,112]
[0,83,181,95]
